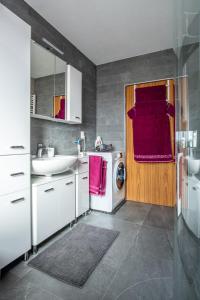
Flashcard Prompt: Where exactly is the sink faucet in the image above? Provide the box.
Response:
[37,143,46,158]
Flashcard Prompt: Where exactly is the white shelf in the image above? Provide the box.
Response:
[31,114,69,124]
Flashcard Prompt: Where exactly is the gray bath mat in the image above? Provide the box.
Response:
[28,223,119,287]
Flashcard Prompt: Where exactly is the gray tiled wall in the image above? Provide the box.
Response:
[96,49,177,151]
[1,0,96,155]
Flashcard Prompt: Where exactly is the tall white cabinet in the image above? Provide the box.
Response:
[0,4,31,271]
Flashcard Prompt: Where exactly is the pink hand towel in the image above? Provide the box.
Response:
[89,156,103,195]
[99,160,107,196]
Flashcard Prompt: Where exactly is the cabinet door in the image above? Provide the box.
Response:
[0,4,30,155]
[0,189,31,269]
[57,176,75,229]
[76,172,89,217]
[66,65,82,124]
[35,183,59,245]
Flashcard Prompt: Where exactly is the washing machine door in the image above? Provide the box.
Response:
[114,159,126,192]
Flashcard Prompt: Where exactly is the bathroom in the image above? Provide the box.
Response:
[0,0,200,299]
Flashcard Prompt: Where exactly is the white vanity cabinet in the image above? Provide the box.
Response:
[76,157,89,218]
[32,173,76,248]
[0,3,30,155]
[0,4,31,271]
[66,65,82,124]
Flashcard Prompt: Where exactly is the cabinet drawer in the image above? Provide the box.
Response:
[77,157,89,174]
[0,189,31,269]
[0,155,30,196]
[76,172,89,217]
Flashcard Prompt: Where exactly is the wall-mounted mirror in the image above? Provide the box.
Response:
[31,41,67,121]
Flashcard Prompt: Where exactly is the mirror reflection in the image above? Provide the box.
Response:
[31,41,66,120]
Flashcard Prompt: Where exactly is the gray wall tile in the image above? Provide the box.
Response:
[96,49,177,151]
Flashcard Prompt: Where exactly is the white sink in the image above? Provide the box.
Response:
[32,155,77,176]
[185,156,200,176]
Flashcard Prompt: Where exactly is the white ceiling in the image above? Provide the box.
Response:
[25,0,174,65]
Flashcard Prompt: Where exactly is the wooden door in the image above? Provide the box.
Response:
[125,79,176,207]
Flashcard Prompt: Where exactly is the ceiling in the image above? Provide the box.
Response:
[26,0,174,65]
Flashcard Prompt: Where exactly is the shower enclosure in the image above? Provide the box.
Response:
[175,0,200,299]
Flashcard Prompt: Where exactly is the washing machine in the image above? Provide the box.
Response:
[87,151,126,213]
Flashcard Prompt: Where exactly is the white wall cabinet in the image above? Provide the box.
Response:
[0,4,31,271]
[76,157,89,218]
[0,4,30,155]
[66,65,82,124]
[32,174,76,247]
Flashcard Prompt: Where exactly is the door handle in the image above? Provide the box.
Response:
[10,145,25,149]
[10,172,25,177]
[65,181,73,185]
[75,116,80,119]
[82,176,88,180]
[44,188,54,193]
[11,197,25,204]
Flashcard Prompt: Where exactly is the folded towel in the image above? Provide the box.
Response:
[89,156,103,195]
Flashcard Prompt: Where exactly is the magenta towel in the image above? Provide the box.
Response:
[89,156,103,195]
[99,160,107,196]
[55,98,65,119]
[135,85,166,102]
[128,101,175,163]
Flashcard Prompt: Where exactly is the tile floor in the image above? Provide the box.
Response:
[0,201,174,300]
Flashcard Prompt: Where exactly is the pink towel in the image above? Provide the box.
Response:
[89,156,103,195]
[89,156,107,196]
[99,160,107,196]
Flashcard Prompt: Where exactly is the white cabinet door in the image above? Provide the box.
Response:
[33,182,59,245]
[57,176,75,229]
[66,65,82,124]
[0,189,31,269]
[76,172,89,218]
[0,4,30,155]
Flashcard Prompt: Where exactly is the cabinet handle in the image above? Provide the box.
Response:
[75,116,80,119]
[10,172,25,177]
[82,176,88,180]
[11,197,25,204]
[81,162,88,165]
[10,145,24,149]
[65,181,73,185]
[44,188,54,193]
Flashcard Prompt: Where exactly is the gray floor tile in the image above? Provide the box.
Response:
[114,201,152,225]
[102,226,173,300]
[104,277,173,300]
[0,274,62,300]
[143,205,175,230]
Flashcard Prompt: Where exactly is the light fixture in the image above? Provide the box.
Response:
[42,38,64,55]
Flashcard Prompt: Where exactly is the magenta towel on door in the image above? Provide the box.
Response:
[89,156,107,195]
[128,101,175,163]
[135,85,166,102]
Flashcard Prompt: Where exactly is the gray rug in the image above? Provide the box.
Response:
[28,223,119,287]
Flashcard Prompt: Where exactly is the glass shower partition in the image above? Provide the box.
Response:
[175,1,200,299]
